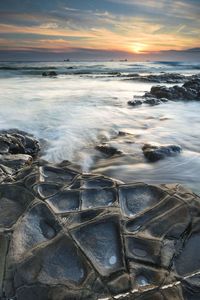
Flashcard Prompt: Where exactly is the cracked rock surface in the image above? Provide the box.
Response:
[0,130,200,300]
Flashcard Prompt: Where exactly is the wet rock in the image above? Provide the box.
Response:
[128,77,200,108]
[128,97,168,107]
[0,184,35,229]
[126,73,188,84]
[125,73,200,84]
[95,131,137,162]
[144,97,168,105]
[147,73,186,83]
[128,99,143,106]
[0,132,200,299]
[146,78,200,101]
[96,144,123,156]
[46,190,80,213]
[0,129,40,157]
[72,216,125,277]
[142,144,182,162]
[119,184,167,217]
[0,130,39,181]
[0,154,32,171]
[42,71,57,77]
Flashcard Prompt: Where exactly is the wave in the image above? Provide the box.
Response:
[153,61,183,66]
[0,66,57,70]
[153,61,200,69]
[0,61,200,78]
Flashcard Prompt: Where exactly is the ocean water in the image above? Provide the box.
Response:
[0,61,200,193]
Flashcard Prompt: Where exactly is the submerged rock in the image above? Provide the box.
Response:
[0,130,200,299]
[128,99,143,106]
[42,71,57,77]
[128,97,168,107]
[142,143,182,162]
[126,72,187,83]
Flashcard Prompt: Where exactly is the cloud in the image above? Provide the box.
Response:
[0,0,199,57]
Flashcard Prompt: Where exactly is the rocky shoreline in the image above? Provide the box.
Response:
[41,70,200,85]
[128,77,200,107]
[0,130,200,299]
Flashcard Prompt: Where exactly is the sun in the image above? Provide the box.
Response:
[131,43,147,54]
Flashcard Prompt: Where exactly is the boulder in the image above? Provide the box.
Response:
[0,129,40,157]
[96,144,123,156]
[147,78,200,101]
[128,77,200,108]
[142,144,182,162]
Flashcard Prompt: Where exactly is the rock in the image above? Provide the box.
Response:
[124,73,190,83]
[0,131,200,299]
[0,129,40,157]
[42,71,57,77]
[142,144,182,162]
[147,73,185,83]
[128,99,143,106]
[0,154,32,170]
[146,97,168,105]
[108,72,121,76]
[128,97,168,107]
[149,85,172,99]
[0,157,200,299]
[128,77,200,107]
[96,144,123,156]
[0,130,39,181]
[146,78,200,101]
[95,131,137,158]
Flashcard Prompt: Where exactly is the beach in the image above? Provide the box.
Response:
[0,60,200,193]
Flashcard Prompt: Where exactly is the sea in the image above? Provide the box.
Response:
[0,60,200,193]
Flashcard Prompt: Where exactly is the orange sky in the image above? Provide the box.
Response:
[0,0,199,59]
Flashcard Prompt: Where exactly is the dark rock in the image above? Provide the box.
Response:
[146,78,200,101]
[128,97,168,107]
[125,73,188,83]
[147,73,185,83]
[142,144,182,162]
[0,129,40,157]
[183,78,200,89]
[42,71,57,77]
[144,97,168,105]
[107,72,121,76]
[128,77,200,107]
[149,85,172,99]
[0,131,200,299]
[0,130,40,180]
[0,154,32,171]
[96,144,123,156]
[128,99,143,106]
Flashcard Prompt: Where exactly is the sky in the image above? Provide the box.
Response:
[0,0,200,60]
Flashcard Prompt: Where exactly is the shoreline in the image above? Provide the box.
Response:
[0,130,200,299]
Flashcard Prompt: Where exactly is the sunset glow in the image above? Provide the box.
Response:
[0,0,199,60]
